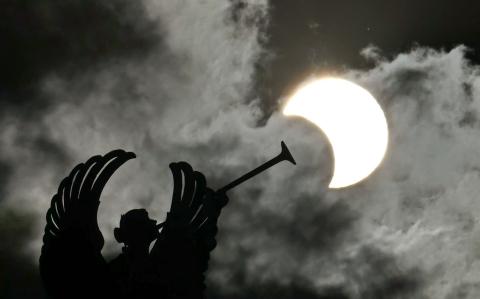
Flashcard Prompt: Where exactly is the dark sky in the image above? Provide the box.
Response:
[254,0,480,114]
[2,1,480,299]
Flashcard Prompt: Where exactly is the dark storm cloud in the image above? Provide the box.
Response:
[0,0,159,115]
[0,160,12,201]
[31,136,71,165]
[208,279,349,299]
[446,282,480,299]
[343,246,425,299]
[208,244,425,299]
[242,196,357,252]
[0,208,45,298]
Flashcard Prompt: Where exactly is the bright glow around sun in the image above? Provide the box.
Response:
[283,78,388,188]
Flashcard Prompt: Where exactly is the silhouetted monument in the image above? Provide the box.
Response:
[40,150,227,299]
[40,143,294,299]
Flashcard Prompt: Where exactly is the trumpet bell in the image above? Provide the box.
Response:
[281,141,296,165]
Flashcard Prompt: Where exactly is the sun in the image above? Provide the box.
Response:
[283,77,388,188]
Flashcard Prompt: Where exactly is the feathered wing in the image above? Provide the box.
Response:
[39,150,136,299]
[150,162,228,299]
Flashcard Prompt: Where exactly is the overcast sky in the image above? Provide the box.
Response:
[2,1,480,299]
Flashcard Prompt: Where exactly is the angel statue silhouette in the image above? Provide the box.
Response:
[40,144,295,299]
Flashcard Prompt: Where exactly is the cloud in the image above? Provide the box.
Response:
[2,1,480,299]
[204,46,480,299]
[0,0,159,109]
[335,46,480,298]
[0,0,269,298]
[0,159,12,201]
[0,208,45,298]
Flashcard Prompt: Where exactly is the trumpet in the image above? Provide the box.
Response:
[217,141,296,194]
[156,141,296,230]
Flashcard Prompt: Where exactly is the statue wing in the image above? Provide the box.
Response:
[39,149,136,299]
[150,162,228,299]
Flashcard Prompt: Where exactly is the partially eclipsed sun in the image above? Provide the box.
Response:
[283,78,388,189]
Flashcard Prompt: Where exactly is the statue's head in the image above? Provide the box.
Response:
[114,209,158,248]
